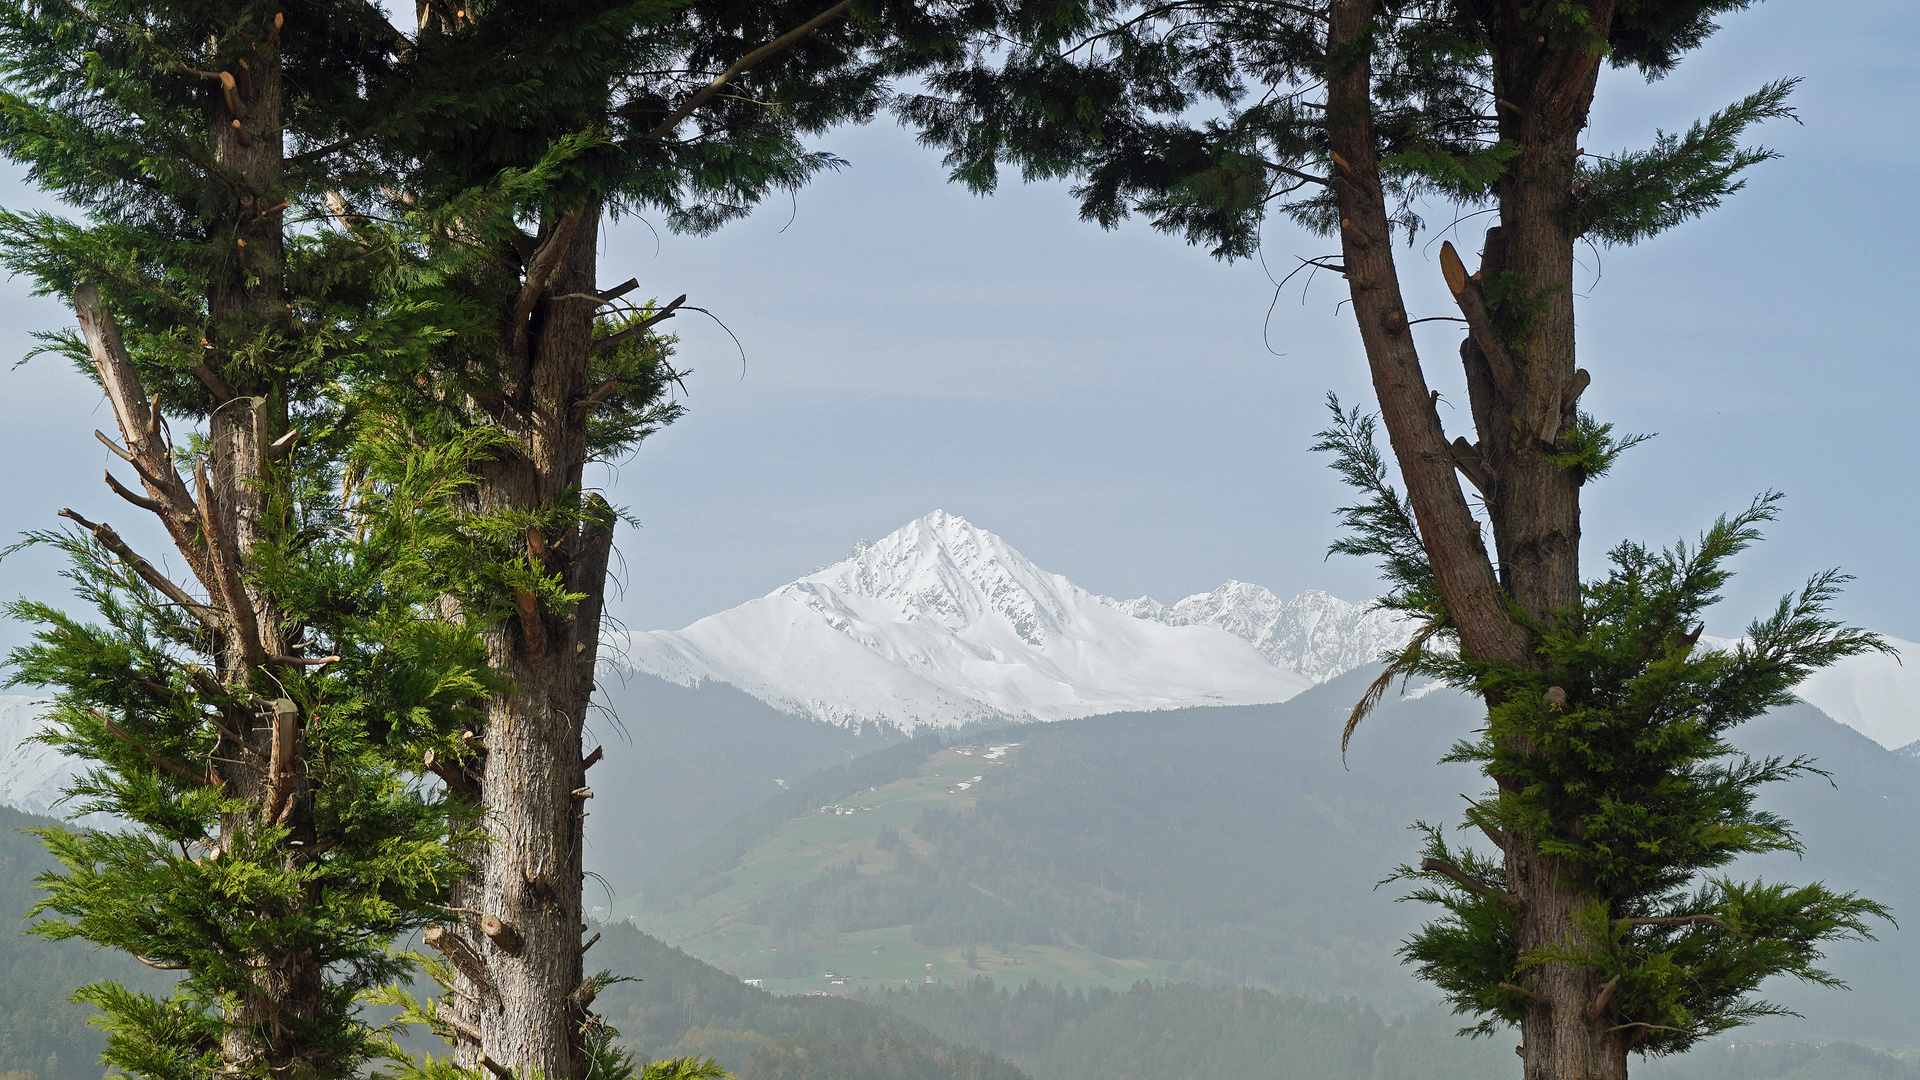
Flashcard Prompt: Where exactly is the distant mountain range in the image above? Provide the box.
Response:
[619,509,1920,743]
[3,509,1916,825]
[620,510,1401,729]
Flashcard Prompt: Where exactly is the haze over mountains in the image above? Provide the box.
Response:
[3,509,1916,824]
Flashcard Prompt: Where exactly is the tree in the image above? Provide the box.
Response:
[900,1,1891,1076]
[333,3,984,1075]
[0,0,495,1074]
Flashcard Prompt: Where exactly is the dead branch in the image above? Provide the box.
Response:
[1439,241,1516,388]
[1420,857,1519,905]
[218,71,247,118]
[1589,973,1621,1020]
[423,749,479,799]
[591,292,687,354]
[644,1,853,141]
[582,745,603,770]
[196,461,266,668]
[1448,436,1492,495]
[480,914,523,955]
[598,278,640,302]
[101,471,166,514]
[424,926,494,1001]
[508,209,590,362]
[433,999,483,1044]
[1499,981,1544,1003]
[58,509,221,630]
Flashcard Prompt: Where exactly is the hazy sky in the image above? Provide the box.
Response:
[0,0,1915,656]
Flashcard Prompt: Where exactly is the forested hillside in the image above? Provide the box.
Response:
[585,924,1029,1080]
[865,979,1920,1080]
[585,674,911,900]
[637,669,1920,1043]
[0,805,173,1078]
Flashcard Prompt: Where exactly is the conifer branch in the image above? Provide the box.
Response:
[643,1,854,142]
[1420,857,1519,905]
[89,709,209,786]
[57,509,220,630]
[591,293,686,354]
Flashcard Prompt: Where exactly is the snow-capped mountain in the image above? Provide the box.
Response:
[1117,582,1414,683]
[620,511,1387,729]
[0,695,76,818]
[1786,637,1920,751]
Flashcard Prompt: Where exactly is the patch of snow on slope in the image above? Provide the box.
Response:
[1116,582,1414,682]
[0,696,77,817]
[626,511,1313,728]
[1792,637,1920,750]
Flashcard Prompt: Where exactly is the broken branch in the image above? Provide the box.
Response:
[1439,241,1516,388]
[1499,981,1545,1003]
[1589,974,1621,1020]
[196,461,266,668]
[1420,857,1519,905]
[591,293,686,354]
[58,509,219,630]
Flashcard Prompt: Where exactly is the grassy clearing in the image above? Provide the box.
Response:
[630,744,1177,994]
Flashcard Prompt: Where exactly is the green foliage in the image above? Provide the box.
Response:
[1547,411,1653,485]
[1322,414,1892,1052]
[4,437,495,1074]
[1572,80,1800,245]
[1311,395,1440,621]
[902,1,1793,258]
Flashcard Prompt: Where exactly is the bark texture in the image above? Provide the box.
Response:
[68,8,327,1067]
[1326,2,1624,1077]
[444,211,607,1080]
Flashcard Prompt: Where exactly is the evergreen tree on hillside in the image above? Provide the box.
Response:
[0,1,494,1074]
[329,4,986,1075]
[898,1,1890,1076]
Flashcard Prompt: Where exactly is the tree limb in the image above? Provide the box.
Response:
[1589,973,1621,1020]
[1420,857,1519,905]
[644,1,853,141]
[591,293,686,354]
[1499,981,1544,1003]
[508,209,591,363]
[1438,241,1515,388]
[91,708,210,785]
[1325,1,1529,666]
[195,461,265,668]
[57,509,220,630]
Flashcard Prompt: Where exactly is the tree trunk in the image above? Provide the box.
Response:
[70,4,327,1059]
[1326,2,1623,1076]
[446,208,607,1080]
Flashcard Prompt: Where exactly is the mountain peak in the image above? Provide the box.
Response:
[785,511,1067,647]
[628,511,1315,728]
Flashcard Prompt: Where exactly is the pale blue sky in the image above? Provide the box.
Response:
[1,0,1915,654]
